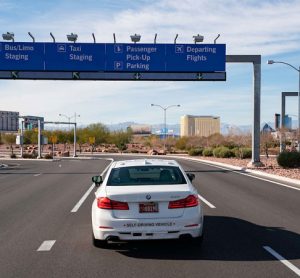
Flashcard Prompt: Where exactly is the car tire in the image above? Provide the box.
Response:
[93,234,108,248]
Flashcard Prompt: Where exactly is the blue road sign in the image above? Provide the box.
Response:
[0,42,226,73]
[45,43,105,71]
[0,42,44,70]
[166,44,225,72]
[106,43,166,72]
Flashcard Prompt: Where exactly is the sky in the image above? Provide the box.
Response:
[0,0,300,128]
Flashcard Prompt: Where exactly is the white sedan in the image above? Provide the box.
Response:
[91,159,203,248]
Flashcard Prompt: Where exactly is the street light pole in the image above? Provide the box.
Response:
[267,60,300,151]
[151,104,181,150]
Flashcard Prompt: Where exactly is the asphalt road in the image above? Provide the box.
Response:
[0,155,299,278]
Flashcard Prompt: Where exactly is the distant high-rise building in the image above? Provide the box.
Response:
[274,113,292,130]
[180,115,220,137]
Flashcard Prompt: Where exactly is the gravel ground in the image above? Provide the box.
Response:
[193,156,300,180]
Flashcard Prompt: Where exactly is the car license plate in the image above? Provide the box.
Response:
[139,202,158,213]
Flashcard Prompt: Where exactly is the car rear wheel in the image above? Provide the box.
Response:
[92,234,108,248]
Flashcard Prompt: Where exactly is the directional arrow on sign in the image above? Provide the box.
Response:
[11,71,19,79]
[134,73,141,80]
[196,73,203,80]
[72,72,80,79]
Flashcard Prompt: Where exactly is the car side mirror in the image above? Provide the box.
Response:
[92,175,103,187]
[186,173,195,182]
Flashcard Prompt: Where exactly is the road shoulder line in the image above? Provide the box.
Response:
[172,156,300,191]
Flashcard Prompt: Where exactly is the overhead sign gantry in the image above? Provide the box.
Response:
[0,33,263,166]
[0,41,226,80]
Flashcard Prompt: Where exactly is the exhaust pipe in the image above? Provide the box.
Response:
[106,236,120,242]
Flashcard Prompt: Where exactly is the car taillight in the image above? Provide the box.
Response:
[168,195,199,209]
[97,197,129,210]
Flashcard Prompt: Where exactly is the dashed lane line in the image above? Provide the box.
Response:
[34,173,42,177]
[263,246,300,276]
[37,240,56,252]
[70,159,114,213]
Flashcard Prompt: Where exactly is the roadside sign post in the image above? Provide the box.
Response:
[89,137,95,154]
[50,135,57,158]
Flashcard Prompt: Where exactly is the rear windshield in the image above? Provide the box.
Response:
[107,166,187,186]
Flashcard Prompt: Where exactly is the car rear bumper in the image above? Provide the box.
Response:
[93,224,203,241]
[92,209,203,241]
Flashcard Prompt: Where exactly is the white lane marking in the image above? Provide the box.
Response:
[238,172,300,192]
[34,173,41,177]
[263,246,300,276]
[70,159,114,213]
[70,183,96,213]
[193,160,300,192]
[198,194,216,209]
[37,240,56,252]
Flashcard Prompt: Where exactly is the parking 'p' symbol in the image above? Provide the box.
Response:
[114,61,123,70]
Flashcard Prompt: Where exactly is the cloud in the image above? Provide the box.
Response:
[3,0,300,55]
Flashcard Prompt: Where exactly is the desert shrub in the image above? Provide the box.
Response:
[188,148,203,156]
[22,153,37,159]
[213,147,235,158]
[235,148,252,159]
[44,154,53,159]
[203,148,213,157]
[277,151,300,168]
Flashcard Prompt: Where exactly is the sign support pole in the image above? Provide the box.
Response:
[73,123,77,157]
[226,55,263,167]
[37,119,41,159]
[20,120,24,158]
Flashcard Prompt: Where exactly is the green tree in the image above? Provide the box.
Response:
[85,123,110,145]
[77,128,88,153]
[2,133,16,155]
[109,130,132,150]
[175,137,188,150]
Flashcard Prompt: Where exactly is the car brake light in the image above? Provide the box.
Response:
[168,195,199,209]
[97,197,129,210]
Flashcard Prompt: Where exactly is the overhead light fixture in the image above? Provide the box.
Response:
[50,32,55,43]
[28,32,35,43]
[2,32,14,42]
[174,34,178,44]
[154,33,157,44]
[193,34,204,44]
[267,60,275,64]
[214,34,220,44]
[130,34,141,43]
[67,33,78,43]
